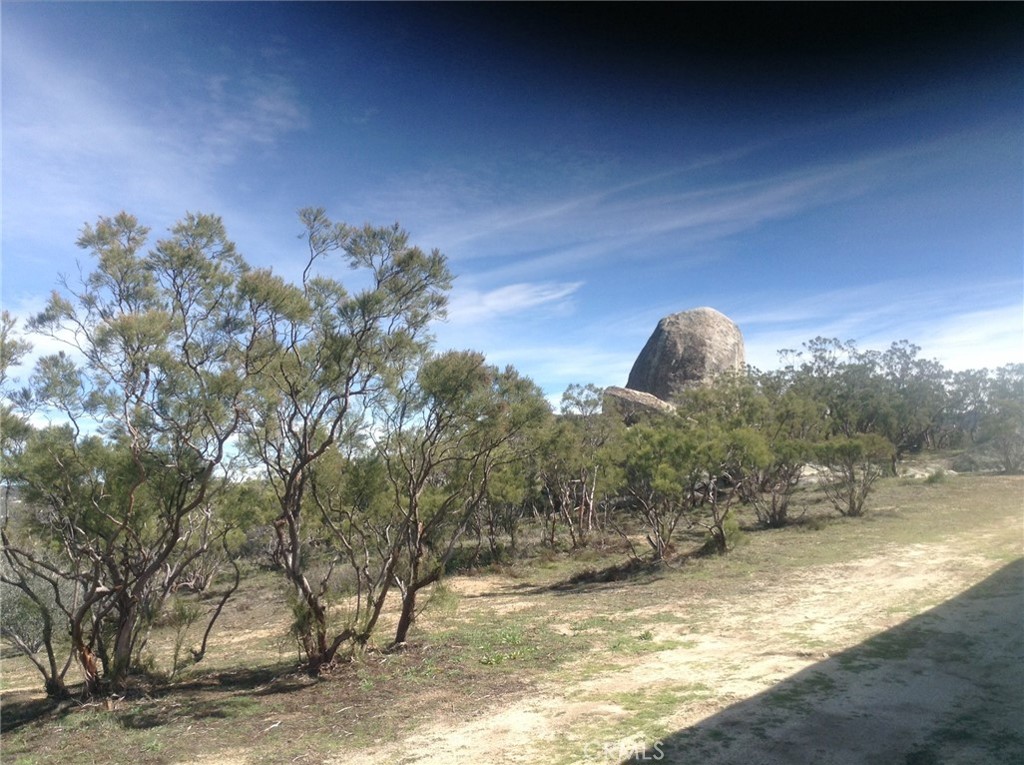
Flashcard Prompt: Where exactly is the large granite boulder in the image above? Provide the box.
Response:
[625,307,744,402]
[603,386,677,424]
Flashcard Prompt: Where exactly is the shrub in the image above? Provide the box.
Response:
[815,434,894,517]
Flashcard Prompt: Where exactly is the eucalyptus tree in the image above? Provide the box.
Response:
[945,368,990,446]
[615,418,704,561]
[978,363,1024,473]
[781,337,949,474]
[781,337,883,438]
[533,383,619,549]
[815,433,894,517]
[1,212,273,695]
[559,383,618,537]
[870,341,949,467]
[374,350,549,647]
[242,210,451,673]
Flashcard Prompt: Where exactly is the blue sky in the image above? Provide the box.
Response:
[3,3,1022,402]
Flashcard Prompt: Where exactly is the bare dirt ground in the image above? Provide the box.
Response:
[341,498,1023,764]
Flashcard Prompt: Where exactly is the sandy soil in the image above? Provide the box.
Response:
[338,519,1022,765]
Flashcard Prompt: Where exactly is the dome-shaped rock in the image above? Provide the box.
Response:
[625,307,744,402]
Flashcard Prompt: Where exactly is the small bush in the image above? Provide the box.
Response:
[951,448,1004,474]
[815,434,893,517]
[699,513,744,556]
[722,514,744,549]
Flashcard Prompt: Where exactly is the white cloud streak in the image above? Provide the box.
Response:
[444,281,584,325]
[736,282,1023,373]
[371,144,901,294]
[2,25,309,295]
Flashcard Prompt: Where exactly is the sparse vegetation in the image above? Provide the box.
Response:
[1,213,1022,763]
[1,473,1020,764]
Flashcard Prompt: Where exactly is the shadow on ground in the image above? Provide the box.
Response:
[621,558,1024,765]
[546,557,667,593]
[0,660,308,735]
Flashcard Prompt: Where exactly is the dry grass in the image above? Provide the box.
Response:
[1,472,1021,764]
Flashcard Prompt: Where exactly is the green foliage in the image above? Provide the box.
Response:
[681,371,817,529]
[378,350,550,646]
[615,418,702,560]
[781,338,948,463]
[0,310,33,388]
[815,433,894,517]
[529,383,620,551]
[977,364,1024,474]
[240,211,455,671]
[164,596,202,677]
[1,210,284,695]
[0,570,61,654]
[5,204,1019,699]
[703,513,743,555]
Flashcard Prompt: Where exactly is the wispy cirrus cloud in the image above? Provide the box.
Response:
[411,146,765,253]
[734,280,1023,372]
[444,281,584,325]
[170,72,309,164]
[370,123,1001,303]
[2,24,309,298]
[372,143,903,293]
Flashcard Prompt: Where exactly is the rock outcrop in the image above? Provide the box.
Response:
[625,307,744,402]
[603,386,677,424]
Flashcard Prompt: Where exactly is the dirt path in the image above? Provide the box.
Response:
[344,517,1023,764]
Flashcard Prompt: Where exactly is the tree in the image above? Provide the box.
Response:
[815,433,894,517]
[744,370,823,527]
[781,338,950,474]
[304,450,396,655]
[945,368,990,447]
[0,309,32,503]
[473,460,531,563]
[375,351,548,647]
[978,364,1024,473]
[2,212,271,695]
[243,210,451,674]
[1,315,81,698]
[614,418,703,561]
[873,341,949,466]
[785,338,889,439]
[534,383,618,549]
[675,371,815,530]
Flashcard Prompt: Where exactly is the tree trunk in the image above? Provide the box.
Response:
[110,600,139,689]
[393,589,417,646]
[392,565,444,647]
[70,620,102,697]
